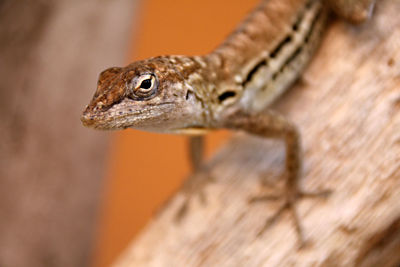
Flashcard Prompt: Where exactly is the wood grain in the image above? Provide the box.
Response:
[114,0,400,265]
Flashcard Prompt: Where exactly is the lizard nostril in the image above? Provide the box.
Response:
[81,112,95,127]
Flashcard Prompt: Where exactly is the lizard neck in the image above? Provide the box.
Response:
[203,0,328,113]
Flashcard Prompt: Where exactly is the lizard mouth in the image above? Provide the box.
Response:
[80,111,133,130]
[80,101,176,130]
[80,110,114,129]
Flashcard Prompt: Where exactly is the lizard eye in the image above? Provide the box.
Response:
[139,78,152,90]
[130,74,158,99]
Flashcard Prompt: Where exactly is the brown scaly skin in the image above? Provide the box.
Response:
[81,0,375,246]
[82,56,212,133]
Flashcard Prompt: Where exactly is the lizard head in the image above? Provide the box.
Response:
[81,56,209,133]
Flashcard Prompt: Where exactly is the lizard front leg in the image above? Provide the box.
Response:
[223,109,330,247]
[175,136,216,221]
[188,136,204,173]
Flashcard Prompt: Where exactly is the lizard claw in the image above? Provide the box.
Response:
[174,167,215,222]
[251,187,331,248]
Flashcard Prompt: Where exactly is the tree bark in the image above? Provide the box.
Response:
[0,1,136,266]
[114,0,400,266]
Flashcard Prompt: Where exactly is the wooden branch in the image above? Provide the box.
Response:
[114,0,400,266]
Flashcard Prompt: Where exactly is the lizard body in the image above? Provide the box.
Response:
[82,0,328,132]
[81,0,375,245]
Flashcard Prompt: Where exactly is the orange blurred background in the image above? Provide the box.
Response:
[93,0,259,266]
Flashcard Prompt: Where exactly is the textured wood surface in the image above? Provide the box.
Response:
[114,0,400,266]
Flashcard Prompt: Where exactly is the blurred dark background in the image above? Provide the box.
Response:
[0,0,256,266]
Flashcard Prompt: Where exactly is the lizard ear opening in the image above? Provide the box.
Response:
[185,90,194,100]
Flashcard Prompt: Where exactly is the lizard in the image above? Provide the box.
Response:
[81,0,375,246]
